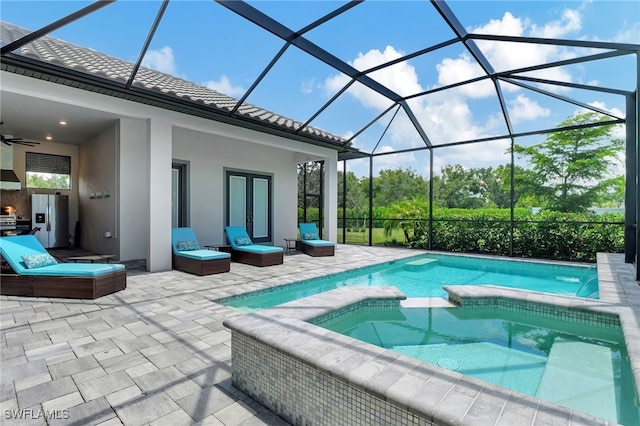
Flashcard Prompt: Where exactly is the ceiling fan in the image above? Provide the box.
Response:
[0,122,40,146]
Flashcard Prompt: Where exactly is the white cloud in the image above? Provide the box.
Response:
[436,54,494,98]
[142,46,179,76]
[469,11,576,86]
[301,78,316,95]
[614,22,640,44]
[324,46,409,110]
[508,95,551,124]
[432,139,511,176]
[374,147,416,166]
[202,75,245,98]
[530,8,582,38]
[325,5,608,176]
[586,101,624,119]
[585,101,625,140]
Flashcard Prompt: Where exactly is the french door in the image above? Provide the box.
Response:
[226,171,272,243]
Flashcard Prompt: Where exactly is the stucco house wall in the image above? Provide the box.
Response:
[1,71,339,272]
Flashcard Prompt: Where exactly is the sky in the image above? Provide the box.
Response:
[2,0,639,178]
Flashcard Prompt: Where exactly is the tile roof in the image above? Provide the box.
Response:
[0,21,350,149]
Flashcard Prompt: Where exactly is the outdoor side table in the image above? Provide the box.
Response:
[68,254,116,263]
[204,244,232,253]
[283,238,300,255]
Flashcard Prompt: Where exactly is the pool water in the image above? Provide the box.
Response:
[317,306,639,425]
[219,253,598,311]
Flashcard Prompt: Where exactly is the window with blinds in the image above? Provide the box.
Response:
[25,152,71,189]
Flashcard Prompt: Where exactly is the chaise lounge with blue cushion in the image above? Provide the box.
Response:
[224,226,283,267]
[0,235,126,299]
[172,227,231,275]
[299,223,335,257]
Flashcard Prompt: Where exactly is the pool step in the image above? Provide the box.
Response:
[404,258,438,271]
[535,337,617,422]
[393,342,545,396]
[400,297,456,308]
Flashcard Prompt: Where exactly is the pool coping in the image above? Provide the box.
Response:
[215,249,597,307]
[224,283,632,425]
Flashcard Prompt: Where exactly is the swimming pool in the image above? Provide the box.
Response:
[218,253,598,311]
[315,304,639,425]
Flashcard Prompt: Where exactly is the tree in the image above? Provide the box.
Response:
[337,170,368,228]
[512,112,624,212]
[432,164,485,208]
[597,175,625,207]
[372,167,429,206]
[383,196,429,242]
[26,172,70,190]
[297,162,323,209]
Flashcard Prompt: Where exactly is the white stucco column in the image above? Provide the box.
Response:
[147,118,172,272]
[323,152,338,242]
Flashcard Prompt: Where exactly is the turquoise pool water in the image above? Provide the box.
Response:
[218,253,598,311]
[317,305,639,425]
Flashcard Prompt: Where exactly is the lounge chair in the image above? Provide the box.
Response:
[171,227,231,275]
[298,223,335,257]
[224,226,283,267]
[0,235,126,299]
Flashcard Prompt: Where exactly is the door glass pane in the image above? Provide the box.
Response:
[252,178,268,238]
[171,168,179,228]
[229,176,247,227]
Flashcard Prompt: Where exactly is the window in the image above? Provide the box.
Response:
[26,152,71,190]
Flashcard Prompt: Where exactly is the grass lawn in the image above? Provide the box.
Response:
[337,228,406,245]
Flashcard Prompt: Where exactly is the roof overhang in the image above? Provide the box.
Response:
[1,54,365,157]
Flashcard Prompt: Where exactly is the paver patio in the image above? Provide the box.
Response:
[2,245,638,425]
[1,245,426,425]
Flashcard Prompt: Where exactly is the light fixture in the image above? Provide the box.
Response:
[59,121,67,126]
[46,135,52,140]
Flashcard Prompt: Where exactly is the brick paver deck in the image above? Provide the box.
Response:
[1,245,424,425]
[1,246,637,425]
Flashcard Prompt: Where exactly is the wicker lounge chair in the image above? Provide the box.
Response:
[298,223,335,257]
[0,235,126,299]
[171,227,231,275]
[224,226,283,267]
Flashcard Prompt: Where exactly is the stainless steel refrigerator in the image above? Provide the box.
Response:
[31,194,69,248]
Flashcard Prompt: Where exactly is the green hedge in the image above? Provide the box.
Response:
[301,207,624,262]
[409,210,623,262]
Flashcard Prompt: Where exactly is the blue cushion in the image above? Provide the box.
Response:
[20,263,125,277]
[235,236,252,246]
[177,240,200,251]
[225,226,282,253]
[234,244,283,254]
[302,232,318,241]
[21,253,58,269]
[0,235,52,274]
[0,235,125,277]
[225,226,251,249]
[299,223,320,240]
[172,227,200,254]
[302,239,335,247]
[176,249,231,260]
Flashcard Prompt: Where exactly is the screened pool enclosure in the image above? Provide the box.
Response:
[1,0,638,278]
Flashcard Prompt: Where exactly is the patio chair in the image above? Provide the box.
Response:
[0,235,126,299]
[298,223,335,257]
[224,226,283,267]
[171,227,231,275]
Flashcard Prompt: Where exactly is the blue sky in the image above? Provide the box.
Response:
[2,0,639,177]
